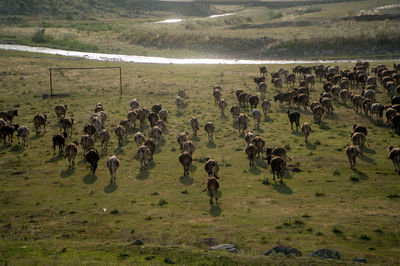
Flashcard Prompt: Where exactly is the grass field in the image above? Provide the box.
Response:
[0,50,399,264]
[1,0,400,59]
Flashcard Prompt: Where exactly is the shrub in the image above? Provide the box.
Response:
[32,29,52,43]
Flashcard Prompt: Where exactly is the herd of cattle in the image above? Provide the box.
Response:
[0,61,400,204]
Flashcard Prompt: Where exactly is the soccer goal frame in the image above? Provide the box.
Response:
[49,66,122,98]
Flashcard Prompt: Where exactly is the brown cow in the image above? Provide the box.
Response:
[345,145,359,169]
[203,177,219,205]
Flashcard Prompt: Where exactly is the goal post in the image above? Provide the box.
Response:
[48,66,122,98]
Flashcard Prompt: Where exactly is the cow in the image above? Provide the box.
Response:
[261,99,271,117]
[144,139,156,161]
[353,124,368,136]
[213,89,222,104]
[177,132,189,150]
[64,141,79,168]
[252,136,265,158]
[159,109,169,123]
[205,158,219,178]
[54,105,67,121]
[0,110,18,123]
[127,110,137,128]
[129,99,140,110]
[238,113,249,134]
[257,82,267,97]
[83,124,96,137]
[267,155,286,183]
[345,145,359,169]
[137,145,150,171]
[94,103,103,113]
[312,104,324,124]
[259,66,267,77]
[33,113,47,135]
[60,118,74,137]
[287,110,300,131]
[183,140,196,156]
[219,99,227,116]
[245,143,258,167]
[370,103,385,120]
[252,109,261,128]
[152,104,162,114]
[148,112,159,128]
[230,105,241,123]
[203,177,219,205]
[179,151,192,177]
[137,107,148,128]
[178,89,186,98]
[265,147,291,162]
[175,96,185,113]
[293,93,309,109]
[385,107,396,124]
[244,131,254,145]
[189,117,200,137]
[150,126,163,144]
[52,132,67,155]
[80,134,95,155]
[387,146,400,173]
[107,155,120,182]
[339,89,350,104]
[155,120,167,133]
[119,119,130,135]
[301,122,312,143]
[320,97,334,115]
[115,125,125,146]
[16,125,29,146]
[249,95,259,110]
[392,114,400,134]
[274,92,292,108]
[254,76,266,84]
[99,129,110,151]
[204,122,215,142]
[85,148,100,175]
[351,132,366,155]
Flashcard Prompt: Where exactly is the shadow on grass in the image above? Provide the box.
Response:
[114,146,124,155]
[263,116,274,122]
[190,164,197,172]
[291,130,302,136]
[83,173,97,184]
[284,171,293,179]
[359,155,374,163]
[180,175,194,186]
[206,141,217,149]
[254,127,264,133]
[46,153,64,162]
[9,145,26,153]
[136,170,149,180]
[209,202,222,217]
[192,136,200,142]
[354,169,368,180]
[60,167,74,178]
[104,181,118,194]
[364,146,376,154]
[306,143,316,150]
[249,166,261,175]
[31,134,44,140]
[318,122,331,130]
[272,183,293,195]
[255,159,268,169]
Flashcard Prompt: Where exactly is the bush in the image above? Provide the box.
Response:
[32,29,52,43]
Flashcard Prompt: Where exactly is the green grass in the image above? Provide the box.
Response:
[0,50,399,264]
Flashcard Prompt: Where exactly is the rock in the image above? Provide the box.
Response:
[164,257,175,264]
[132,239,144,245]
[311,248,341,260]
[209,244,237,253]
[264,245,302,257]
[353,258,367,263]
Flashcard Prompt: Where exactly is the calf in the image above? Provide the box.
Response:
[144,139,156,161]
[16,126,30,146]
[287,110,300,131]
[245,143,258,166]
[345,145,359,169]
[52,132,67,155]
[204,122,215,142]
[387,146,400,173]
[179,151,192,177]
[252,109,261,128]
[189,117,200,136]
[85,148,100,174]
[137,145,150,171]
[301,122,312,143]
[107,155,120,182]
[183,140,196,156]
[80,134,95,155]
[159,109,169,123]
[351,132,366,155]
[115,125,125,146]
[99,129,110,151]
[54,105,67,121]
[33,113,47,134]
[205,158,219,178]
[64,141,79,168]
[238,113,249,134]
[203,177,219,205]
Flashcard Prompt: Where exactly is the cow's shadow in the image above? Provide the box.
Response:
[272,182,293,194]
[83,173,97,184]
[104,181,118,194]
[180,175,194,186]
[60,167,74,178]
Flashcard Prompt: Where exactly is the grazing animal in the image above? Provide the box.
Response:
[80,134,95,155]
[136,108,147,128]
[60,118,74,137]
[238,92,249,107]
[33,113,47,134]
[115,125,125,146]
[130,99,140,110]
[0,110,18,123]
[150,126,163,144]
[261,99,271,117]
[249,95,259,110]
[90,115,102,134]
[144,139,156,161]
[94,103,104,113]
[99,129,110,151]
[177,132,189,150]
[85,148,100,174]
[235,89,244,102]
[189,117,200,137]
[83,124,96,136]
[179,151,192,177]
[119,119,130,134]
[16,126,29,146]
[203,177,219,205]
[204,122,215,142]
[0,125,15,144]
[204,158,219,178]
[127,110,137,128]
[345,145,359,169]
[219,99,227,116]
[152,104,162,114]
[351,132,366,155]
[252,136,265,158]
[52,132,67,155]
[266,147,291,162]
[320,97,334,114]
[183,140,196,156]
[257,82,267,97]
[245,143,258,166]
[107,155,120,182]
[230,105,241,123]
[312,105,324,124]
[339,89,350,104]
[370,103,385,120]
[137,145,150,171]
[54,105,67,121]
[274,92,292,108]
[213,89,222,104]
[254,76,266,84]
[252,109,261,128]
[155,120,167,132]
[353,124,368,136]
[293,93,309,109]
[64,141,79,168]
[259,66,267,77]
[178,89,186,98]
[287,110,300,131]
[392,114,400,134]
[244,131,254,145]
[238,113,249,134]
[148,112,159,127]
[133,131,145,148]
[385,107,396,124]
[301,122,312,143]
[268,155,286,183]
[175,96,185,113]
[387,146,400,173]
[159,109,169,123]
